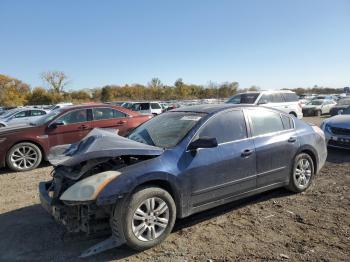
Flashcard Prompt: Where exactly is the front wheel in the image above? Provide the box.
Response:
[6,142,42,172]
[111,186,176,251]
[286,153,314,193]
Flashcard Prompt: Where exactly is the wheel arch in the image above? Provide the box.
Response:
[289,111,297,117]
[98,172,184,217]
[295,145,318,174]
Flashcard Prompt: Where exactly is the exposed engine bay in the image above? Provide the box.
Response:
[40,128,163,235]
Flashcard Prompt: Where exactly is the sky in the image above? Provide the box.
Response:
[0,0,349,90]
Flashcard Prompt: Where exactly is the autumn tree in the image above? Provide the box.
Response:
[41,71,69,94]
[0,74,30,106]
[148,78,163,89]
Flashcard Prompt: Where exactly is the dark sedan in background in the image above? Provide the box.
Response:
[322,106,350,149]
[39,104,327,252]
[329,97,350,116]
[0,104,152,171]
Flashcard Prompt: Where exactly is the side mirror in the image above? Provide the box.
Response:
[188,137,218,151]
[48,120,64,129]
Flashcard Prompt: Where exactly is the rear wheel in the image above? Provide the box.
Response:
[287,153,314,193]
[111,186,176,251]
[6,142,42,172]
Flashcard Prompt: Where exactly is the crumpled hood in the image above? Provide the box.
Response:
[324,115,350,129]
[48,128,164,167]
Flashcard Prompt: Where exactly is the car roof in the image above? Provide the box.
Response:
[171,104,256,114]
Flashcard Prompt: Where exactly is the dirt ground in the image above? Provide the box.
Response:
[0,116,349,261]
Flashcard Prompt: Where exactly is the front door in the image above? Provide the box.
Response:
[183,110,256,207]
[47,108,92,147]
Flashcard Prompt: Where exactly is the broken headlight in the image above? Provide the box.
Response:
[60,171,121,202]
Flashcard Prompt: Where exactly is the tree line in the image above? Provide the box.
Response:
[0,71,347,107]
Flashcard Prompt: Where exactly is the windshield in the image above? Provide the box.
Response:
[337,99,350,106]
[31,109,63,126]
[226,93,259,104]
[307,100,323,106]
[128,112,206,148]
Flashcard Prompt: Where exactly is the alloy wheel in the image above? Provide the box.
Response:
[10,145,39,170]
[131,197,170,242]
[294,158,312,189]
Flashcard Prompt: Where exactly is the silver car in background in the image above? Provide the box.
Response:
[0,108,48,127]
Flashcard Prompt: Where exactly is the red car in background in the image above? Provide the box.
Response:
[0,104,152,172]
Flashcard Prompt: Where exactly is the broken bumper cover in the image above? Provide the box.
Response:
[39,181,111,234]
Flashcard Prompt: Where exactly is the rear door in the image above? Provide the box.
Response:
[245,108,299,187]
[47,108,92,147]
[91,107,130,136]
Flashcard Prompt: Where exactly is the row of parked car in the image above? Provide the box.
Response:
[0,91,349,173]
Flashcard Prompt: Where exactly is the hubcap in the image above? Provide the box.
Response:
[131,197,169,242]
[10,145,38,170]
[294,158,312,188]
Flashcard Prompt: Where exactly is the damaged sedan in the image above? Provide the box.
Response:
[39,104,327,253]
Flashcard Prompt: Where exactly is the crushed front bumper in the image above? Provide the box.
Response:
[39,181,112,234]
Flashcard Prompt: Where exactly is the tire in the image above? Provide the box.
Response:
[0,124,5,127]
[6,142,42,172]
[286,153,314,193]
[315,110,321,117]
[111,186,176,251]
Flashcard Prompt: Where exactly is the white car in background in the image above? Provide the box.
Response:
[130,102,163,115]
[226,90,303,119]
[48,103,73,111]
[0,108,48,127]
[302,99,337,116]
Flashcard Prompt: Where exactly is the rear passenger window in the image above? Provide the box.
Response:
[93,108,126,120]
[272,93,285,103]
[31,110,46,116]
[283,93,298,102]
[249,110,284,136]
[195,110,247,143]
[281,114,293,129]
[151,103,161,109]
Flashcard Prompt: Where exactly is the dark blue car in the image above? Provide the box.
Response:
[39,104,327,252]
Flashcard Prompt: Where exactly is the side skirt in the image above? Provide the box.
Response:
[188,181,287,216]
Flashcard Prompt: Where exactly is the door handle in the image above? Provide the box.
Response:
[116,120,127,125]
[79,124,89,130]
[288,137,297,143]
[241,149,253,157]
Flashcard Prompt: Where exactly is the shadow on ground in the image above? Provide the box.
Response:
[0,188,292,261]
[327,148,350,164]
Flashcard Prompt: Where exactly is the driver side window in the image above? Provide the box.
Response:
[57,109,87,125]
[195,110,247,144]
